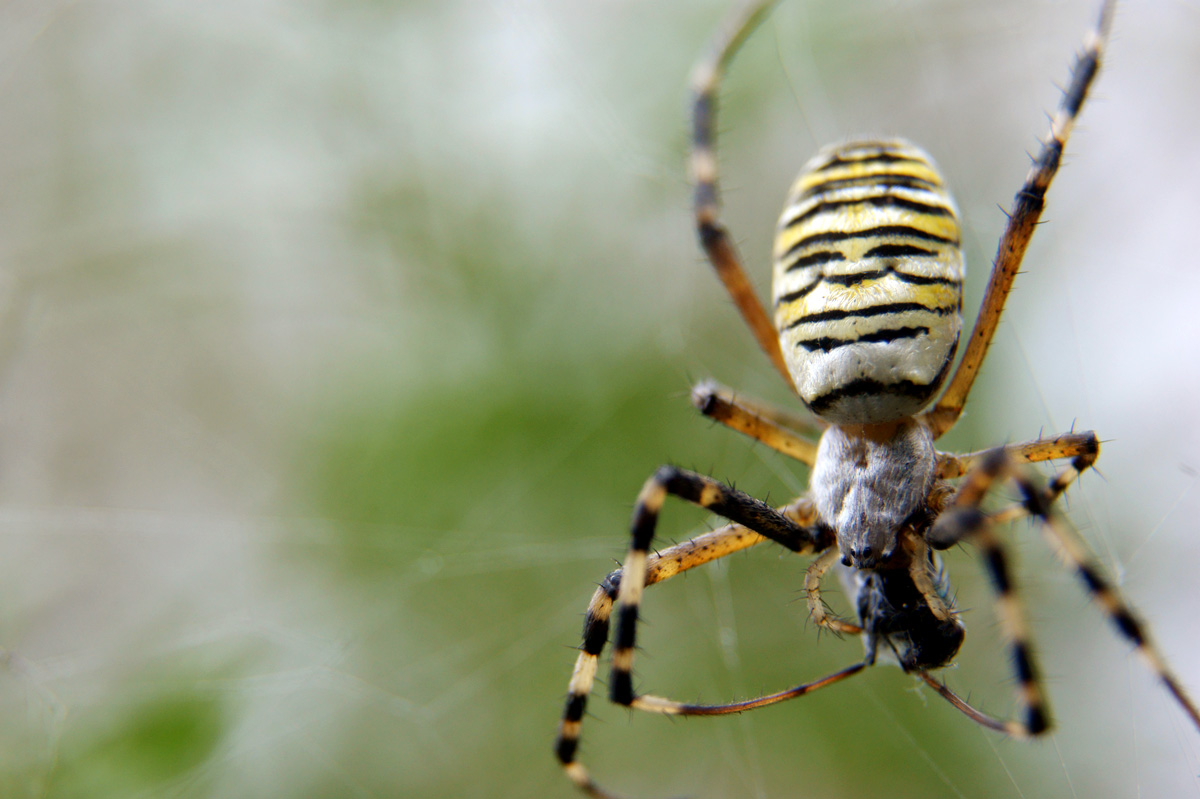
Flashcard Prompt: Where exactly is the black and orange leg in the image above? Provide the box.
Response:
[691,380,823,466]
[930,446,1200,737]
[937,430,1099,480]
[938,430,1101,527]
[609,467,831,709]
[1026,489,1200,732]
[690,0,795,390]
[928,449,1052,737]
[555,491,839,799]
[923,0,1116,437]
[555,521,772,799]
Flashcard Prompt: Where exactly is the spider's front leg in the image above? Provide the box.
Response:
[610,466,832,708]
[925,449,1053,736]
[927,447,1200,737]
[556,520,772,799]
[555,476,850,799]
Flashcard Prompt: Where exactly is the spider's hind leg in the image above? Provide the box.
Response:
[922,0,1116,438]
[1026,484,1200,732]
[690,0,795,390]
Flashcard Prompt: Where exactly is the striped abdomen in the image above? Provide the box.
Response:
[772,139,963,424]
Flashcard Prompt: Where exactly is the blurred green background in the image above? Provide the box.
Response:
[0,1,1198,797]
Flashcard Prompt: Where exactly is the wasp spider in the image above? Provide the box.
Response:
[555,1,1200,796]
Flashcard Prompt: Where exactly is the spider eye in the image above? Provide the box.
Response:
[839,529,895,570]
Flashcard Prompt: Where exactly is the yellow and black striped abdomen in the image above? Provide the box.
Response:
[772,139,963,424]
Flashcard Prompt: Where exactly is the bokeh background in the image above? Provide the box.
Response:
[0,1,1198,797]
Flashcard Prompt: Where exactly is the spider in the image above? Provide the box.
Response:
[554,1,1200,796]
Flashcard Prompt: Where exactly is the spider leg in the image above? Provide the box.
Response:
[555,486,831,799]
[614,467,868,715]
[692,380,823,466]
[927,449,1053,736]
[931,447,1200,737]
[938,430,1100,527]
[691,0,795,390]
[1025,493,1200,732]
[556,523,766,798]
[804,547,862,634]
[901,534,955,623]
[610,467,831,707]
[937,430,1099,479]
[916,672,1023,735]
[922,0,1116,438]
[631,661,865,717]
[988,434,1099,525]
